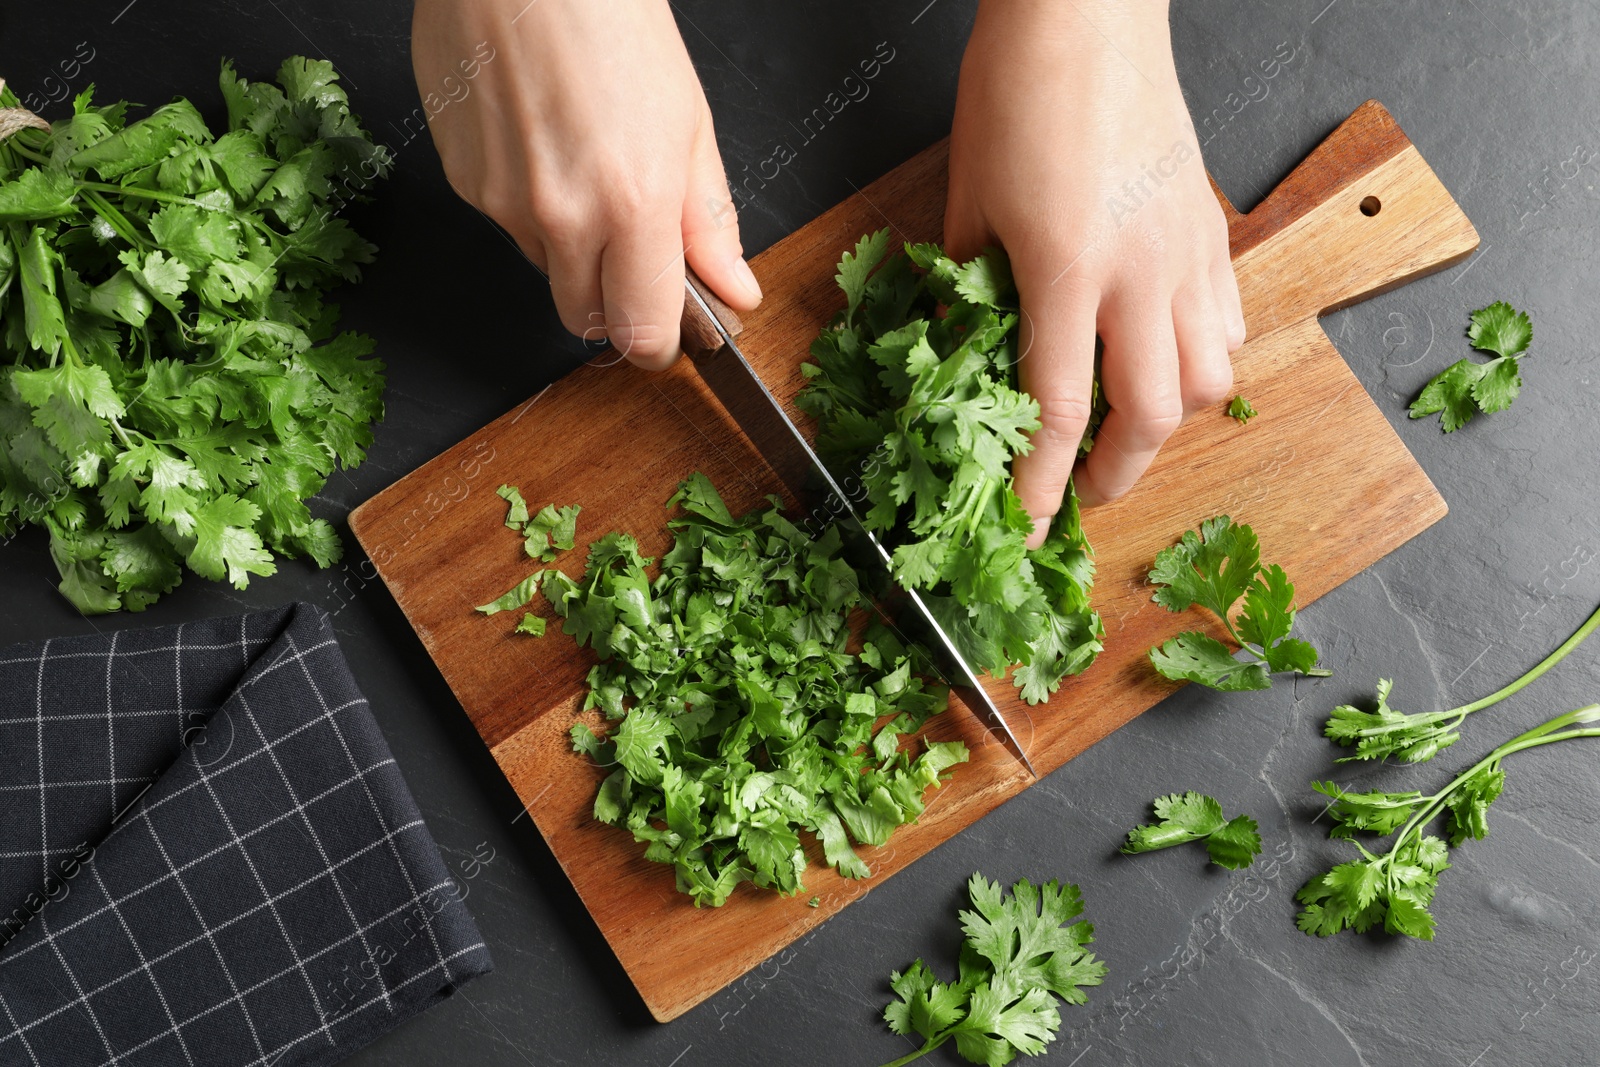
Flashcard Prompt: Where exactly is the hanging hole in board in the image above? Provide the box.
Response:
[1359,196,1382,217]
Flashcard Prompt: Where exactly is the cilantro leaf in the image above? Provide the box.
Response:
[1467,300,1533,359]
[1409,301,1532,431]
[496,484,528,527]
[1148,632,1271,691]
[1323,678,1462,763]
[1121,791,1262,869]
[1205,816,1264,870]
[1311,780,1424,838]
[524,502,580,561]
[878,873,1105,1067]
[1442,766,1504,847]
[186,493,276,588]
[475,571,543,615]
[837,228,893,325]
[1146,516,1327,690]
[1148,515,1259,618]
[1227,394,1257,424]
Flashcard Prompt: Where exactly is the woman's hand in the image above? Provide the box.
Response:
[946,0,1245,546]
[411,0,762,368]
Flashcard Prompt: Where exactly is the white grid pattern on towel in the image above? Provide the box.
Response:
[0,606,491,1067]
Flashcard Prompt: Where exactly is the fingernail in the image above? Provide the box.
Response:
[731,257,762,302]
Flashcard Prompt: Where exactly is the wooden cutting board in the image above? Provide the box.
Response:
[349,100,1476,1022]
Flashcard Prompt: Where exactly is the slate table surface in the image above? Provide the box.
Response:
[4,2,1598,1065]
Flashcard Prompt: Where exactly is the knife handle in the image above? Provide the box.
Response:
[679,270,745,356]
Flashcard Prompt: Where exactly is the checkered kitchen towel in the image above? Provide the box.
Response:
[0,603,492,1067]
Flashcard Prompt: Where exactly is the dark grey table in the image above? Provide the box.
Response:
[4,2,1598,1064]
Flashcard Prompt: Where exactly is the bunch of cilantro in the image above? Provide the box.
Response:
[797,230,1104,704]
[0,58,389,612]
[497,473,968,908]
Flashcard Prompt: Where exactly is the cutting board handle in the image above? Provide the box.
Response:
[680,271,745,356]
[1215,100,1478,334]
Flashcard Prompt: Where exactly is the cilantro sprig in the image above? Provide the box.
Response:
[880,873,1106,1067]
[1299,704,1600,940]
[1121,792,1262,869]
[1326,601,1600,763]
[1409,301,1533,431]
[1146,515,1330,691]
[0,59,390,611]
[482,473,968,907]
[798,231,1104,704]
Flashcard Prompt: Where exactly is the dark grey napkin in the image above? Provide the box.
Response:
[0,603,492,1067]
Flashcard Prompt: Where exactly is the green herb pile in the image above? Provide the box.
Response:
[480,473,968,908]
[0,58,389,611]
[1120,791,1261,870]
[1146,515,1329,691]
[880,872,1105,1067]
[1299,704,1600,940]
[1409,301,1533,432]
[796,230,1103,704]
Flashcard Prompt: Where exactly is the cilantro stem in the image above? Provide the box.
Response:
[79,188,147,250]
[878,1037,944,1067]
[76,180,219,209]
[4,140,49,167]
[107,415,137,451]
[1456,602,1600,715]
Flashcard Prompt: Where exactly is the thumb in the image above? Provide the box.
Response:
[681,112,762,312]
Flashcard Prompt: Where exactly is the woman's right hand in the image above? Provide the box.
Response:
[411,0,763,368]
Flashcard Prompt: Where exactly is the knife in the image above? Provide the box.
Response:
[676,271,1037,779]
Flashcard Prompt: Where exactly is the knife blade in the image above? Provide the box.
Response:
[677,272,1037,778]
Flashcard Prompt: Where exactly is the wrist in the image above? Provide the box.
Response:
[969,0,1171,57]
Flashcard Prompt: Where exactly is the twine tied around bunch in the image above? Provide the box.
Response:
[0,79,51,143]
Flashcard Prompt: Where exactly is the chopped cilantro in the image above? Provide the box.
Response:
[481,473,968,907]
[1227,395,1257,424]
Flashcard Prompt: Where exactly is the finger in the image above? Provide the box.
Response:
[681,114,762,311]
[941,177,991,265]
[600,219,687,371]
[1172,278,1234,415]
[1076,288,1183,507]
[541,236,605,345]
[1010,275,1101,549]
[1210,247,1247,351]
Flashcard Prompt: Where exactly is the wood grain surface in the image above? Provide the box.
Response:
[349,100,1478,1022]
